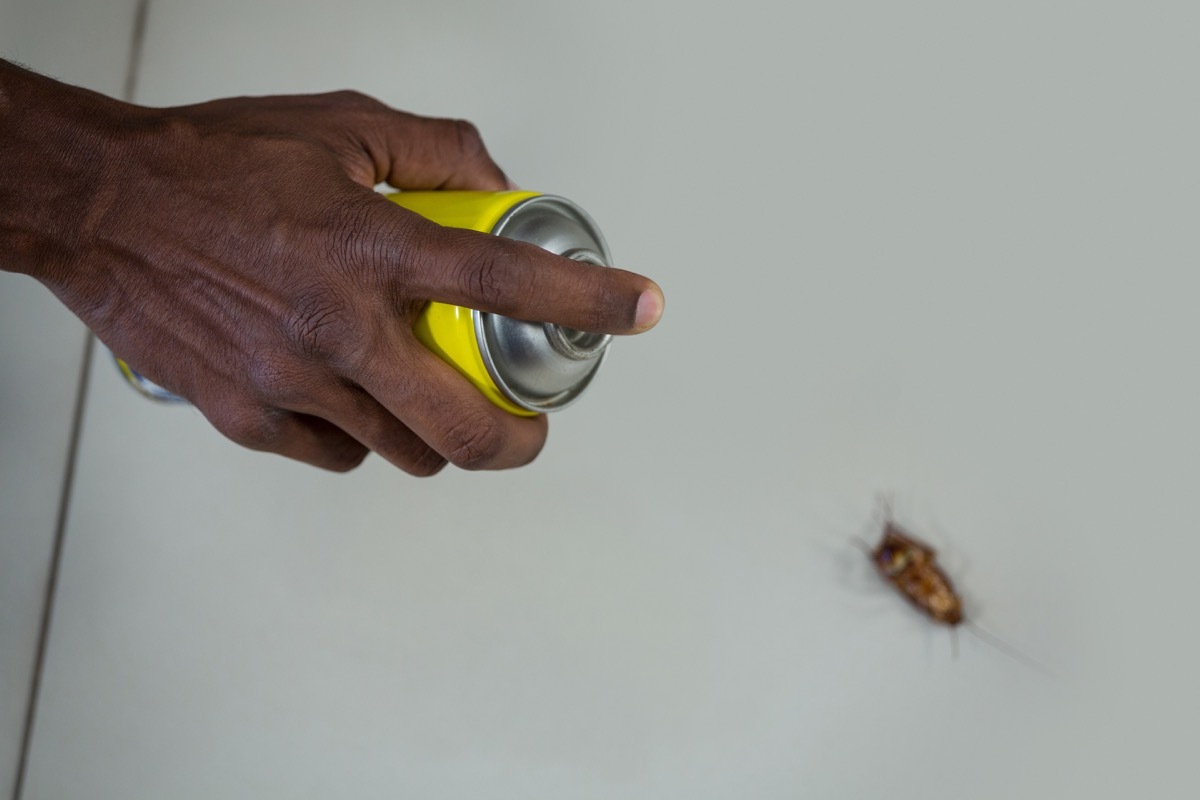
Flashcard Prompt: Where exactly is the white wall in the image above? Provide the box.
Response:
[0,1,141,794]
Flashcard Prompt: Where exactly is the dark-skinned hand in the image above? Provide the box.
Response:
[0,61,664,474]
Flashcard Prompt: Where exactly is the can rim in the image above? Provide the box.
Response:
[471,194,613,413]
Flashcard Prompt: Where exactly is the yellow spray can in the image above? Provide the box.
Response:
[115,191,614,415]
[386,191,612,416]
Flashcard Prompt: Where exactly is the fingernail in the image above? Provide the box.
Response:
[635,287,664,331]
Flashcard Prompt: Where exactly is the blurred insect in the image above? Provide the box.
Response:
[869,519,962,627]
[860,505,1052,675]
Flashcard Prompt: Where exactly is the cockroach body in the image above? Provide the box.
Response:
[862,509,1051,675]
[870,521,963,627]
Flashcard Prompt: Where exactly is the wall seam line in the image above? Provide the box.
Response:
[10,3,152,797]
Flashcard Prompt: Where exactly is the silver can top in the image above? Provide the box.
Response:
[475,195,613,413]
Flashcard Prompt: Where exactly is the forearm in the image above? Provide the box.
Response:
[0,59,139,287]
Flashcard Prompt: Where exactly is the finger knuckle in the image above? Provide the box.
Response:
[147,112,203,151]
[443,411,506,470]
[323,443,370,473]
[281,289,351,360]
[244,353,309,405]
[371,426,448,476]
[247,133,323,168]
[449,118,487,158]
[453,239,529,313]
[325,198,378,277]
[405,448,449,478]
[326,89,381,110]
[211,404,284,451]
[581,272,634,333]
[463,251,505,307]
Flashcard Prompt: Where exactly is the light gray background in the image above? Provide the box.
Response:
[2,1,1197,798]
[0,0,141,794]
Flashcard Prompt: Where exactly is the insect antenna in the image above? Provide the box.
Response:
[963,619,1055,679]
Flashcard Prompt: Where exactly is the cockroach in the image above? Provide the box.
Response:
[869,520,962,627]
[861,509,1052,675]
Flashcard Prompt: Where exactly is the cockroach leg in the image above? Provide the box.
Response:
[963,620,1056,678]
[850,535,875,556]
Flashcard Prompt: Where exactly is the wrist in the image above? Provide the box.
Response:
[0,61,141,289]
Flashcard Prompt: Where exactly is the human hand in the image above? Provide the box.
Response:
[0,62,663,474]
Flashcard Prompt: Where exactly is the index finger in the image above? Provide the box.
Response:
[366,196,665,335]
